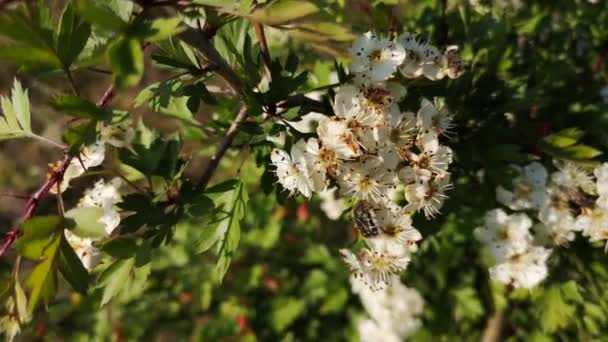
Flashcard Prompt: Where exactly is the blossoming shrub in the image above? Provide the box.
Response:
[0,0,608,341]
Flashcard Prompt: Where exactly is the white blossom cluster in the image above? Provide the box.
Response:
[66,178,123,271]
[349,31,464,84]
[476,160,608,289]
[53,120,134,193]
[58,120,134,271]
[351,275,424,342]
[271,32,464,290]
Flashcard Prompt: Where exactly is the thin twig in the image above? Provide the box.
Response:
[30,133,67,150]
[480,311,504,342]
[65,68,80,96]
[254,21,272,82]
[277,94,332,115]
[196,106,248,191]
[0,192,29,200]
[0,0,20,10]
[480,286,512,342]
[87,67,113,75]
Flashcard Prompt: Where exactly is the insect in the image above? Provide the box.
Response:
[353,200,381,238]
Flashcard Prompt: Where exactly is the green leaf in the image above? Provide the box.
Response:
[0,44,62,70]
[51,95,111,119]
[118,137,182,179]
[107,37,144,88]
[0,79,32,141]
[15,216,63,260]
[56,1,92,66]
[131,17,184,42]
[98,258,134,306]
[251,0,319,25]
[14,280,30,324]
[58,234,90,293]
[542,128,584,148]
[560,281,583,303]
[271,297,306,332]
[74,0,128,32]
[134,80,201,125]
[65,207,107,239]
[213,180,248,282]
[536,286,575,333]
[26,233,61,314]
[152,39,200,71]
[101,238,138,259]
[540,127,602,160]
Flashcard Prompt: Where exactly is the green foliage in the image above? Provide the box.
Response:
[0,79,31,141]
[56,1,92,67]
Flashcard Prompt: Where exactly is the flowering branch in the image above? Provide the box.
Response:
[0,84,115,258]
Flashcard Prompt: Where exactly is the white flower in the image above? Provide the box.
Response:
[595,163,608,209]
[402,145,453,182]
[341,248,411,291]
[359,86,400,118]
[317,117,362,159]
[417,98,454,136]
[65,230,101,271]
[357,319,402,342]
[551,160,595,195]
[318,187,347,220]
[99,120,134,148]
[335,85,380,127]
[378,110,417,152]
[300,137,336,188]
[338,156,397,204]
[271,145,319,198]
[489,246,552,289]
[474,209,533,259]
[53,141,106,193]
[78,178,123,235]
[349,32,406,83]
[366,206,422,256]
[398,32,426,78]
[575,208,608,247]
[496,162,548,211]
[352,275,424,340]
[404,175,452,218]
[536,186,580,247]
[420,45,445,81]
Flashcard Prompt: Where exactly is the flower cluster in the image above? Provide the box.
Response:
[351,275,424,341]
[271,32,463,290]
[349,32,464,84]
[53,120,134,193]
[57,120,133,271]
[65,178,123,270]
[476,160,608,289]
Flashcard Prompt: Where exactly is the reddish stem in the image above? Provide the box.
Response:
[0,84,115,258]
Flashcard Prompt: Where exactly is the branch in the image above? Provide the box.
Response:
[480,311,504,342]
[0,84,115,258]
[0,0,20,10]
[278,94,332,115]
[196,106,248,191]
[172,20,244,96]
[254,21,272,81]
